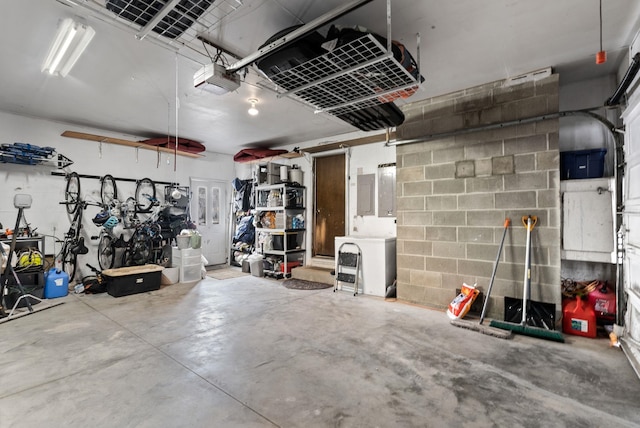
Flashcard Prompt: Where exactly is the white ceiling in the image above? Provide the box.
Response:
[1,0,639,156]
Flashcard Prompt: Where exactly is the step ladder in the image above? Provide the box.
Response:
[333,242,362,296]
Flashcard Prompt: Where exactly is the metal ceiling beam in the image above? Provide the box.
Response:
[136,0,182,40]
[196,36,242,61]
[225,0,375,73]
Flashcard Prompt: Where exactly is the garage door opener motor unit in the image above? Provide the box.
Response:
[194,63,241,95]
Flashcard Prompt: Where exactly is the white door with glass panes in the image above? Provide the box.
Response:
[190,178,227,265]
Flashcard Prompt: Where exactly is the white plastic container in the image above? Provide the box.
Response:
[172,247,202,267]
[176,235,191,249]
[180,263,202,283]
[161,267,180,285]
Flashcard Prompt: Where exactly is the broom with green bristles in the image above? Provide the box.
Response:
[489,215,565,343]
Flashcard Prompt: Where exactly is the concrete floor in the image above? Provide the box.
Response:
[1,270,639,428]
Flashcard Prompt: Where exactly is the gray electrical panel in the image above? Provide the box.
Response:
[378,163,396,217]
[357,174,375,216]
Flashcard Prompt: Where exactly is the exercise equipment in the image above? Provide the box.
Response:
[0,194,64,324]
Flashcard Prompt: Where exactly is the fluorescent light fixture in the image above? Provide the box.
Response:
[42,18,95,77]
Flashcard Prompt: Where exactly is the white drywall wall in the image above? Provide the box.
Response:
[268,140,396,263]
[0,111,234,278]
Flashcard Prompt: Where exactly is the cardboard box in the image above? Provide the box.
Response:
[102,264,163,297]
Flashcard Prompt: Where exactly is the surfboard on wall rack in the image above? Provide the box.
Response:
[61,131,205,159]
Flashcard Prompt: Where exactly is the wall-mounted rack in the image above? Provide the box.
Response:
[50,171,178,187]
[0,142,73,169]
[61,131,204,159]
[1,152,73,169]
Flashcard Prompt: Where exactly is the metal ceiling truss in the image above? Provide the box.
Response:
[67,0,243,53]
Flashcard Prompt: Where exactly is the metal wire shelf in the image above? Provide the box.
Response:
[77,0,243,48]
[258,34,421,117]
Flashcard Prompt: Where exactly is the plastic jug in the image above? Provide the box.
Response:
[562,296,597,338]
[44,267,69,299]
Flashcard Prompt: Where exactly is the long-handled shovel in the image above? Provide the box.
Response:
[479,217,510,325]
[450,218,512,339]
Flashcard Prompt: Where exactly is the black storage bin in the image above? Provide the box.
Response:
[3,270,45,308]
[560,149,607,180]
[102,264,163,297]
[272,234,298,251]
[336,103,405,131]
[256,25,327,78]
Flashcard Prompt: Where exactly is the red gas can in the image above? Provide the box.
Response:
[562,296,597,338]
[587,282,616,324]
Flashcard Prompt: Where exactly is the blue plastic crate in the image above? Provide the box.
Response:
[560,148,607,180]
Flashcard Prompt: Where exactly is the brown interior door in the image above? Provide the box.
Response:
[314,154,346,257]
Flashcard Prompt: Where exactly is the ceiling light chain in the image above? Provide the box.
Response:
[171,53,182,200]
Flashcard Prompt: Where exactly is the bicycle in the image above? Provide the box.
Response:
[95,177,174,270]
[59,174,104,281]
[93,212,124,270]
[120,195,170,267]
[95,192,169,269]
[93,195,139,270]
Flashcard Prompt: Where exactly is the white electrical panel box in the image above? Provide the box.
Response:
[561,177,616,263]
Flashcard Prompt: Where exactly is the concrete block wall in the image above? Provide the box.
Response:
[395,74,561,321]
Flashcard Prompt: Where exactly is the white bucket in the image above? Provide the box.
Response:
[176,235,191,250]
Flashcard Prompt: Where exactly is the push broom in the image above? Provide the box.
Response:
[489,216,564,342]
[450,218,513,339]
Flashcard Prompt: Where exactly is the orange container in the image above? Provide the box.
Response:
[562,296,597,338]
[280,261,301,273]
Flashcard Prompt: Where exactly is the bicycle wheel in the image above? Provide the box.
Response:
[64,172,81,214]
[100,174,118,207]
[61,241,78,282]
[135,178,156,213]
[98,233,115,270]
